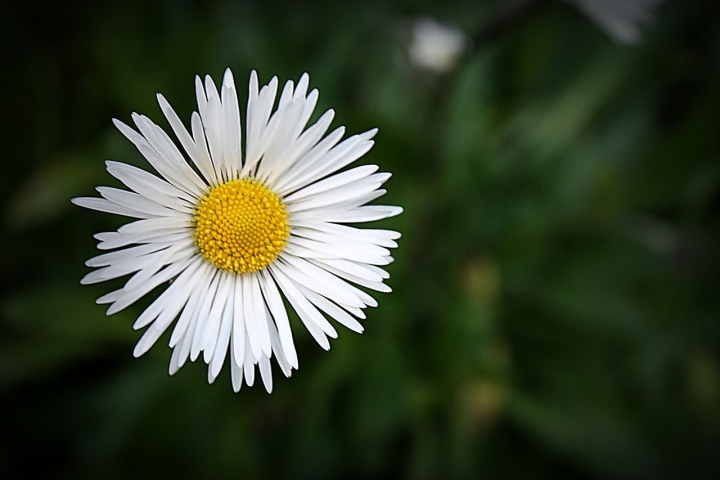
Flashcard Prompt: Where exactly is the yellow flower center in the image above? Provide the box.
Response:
[194,178,289,274]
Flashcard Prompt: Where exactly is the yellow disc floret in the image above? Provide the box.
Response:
[194,178,289,274]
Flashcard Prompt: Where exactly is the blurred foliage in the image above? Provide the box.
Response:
[1,0,720,478]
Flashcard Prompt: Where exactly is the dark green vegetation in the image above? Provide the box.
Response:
[1,0,719,478]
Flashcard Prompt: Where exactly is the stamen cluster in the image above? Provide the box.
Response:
[194,179,289,273]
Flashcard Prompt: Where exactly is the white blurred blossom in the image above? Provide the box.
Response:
[569,0,666,44]
[408,17,470,73]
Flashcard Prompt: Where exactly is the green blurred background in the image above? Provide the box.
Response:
[1,0,719,478]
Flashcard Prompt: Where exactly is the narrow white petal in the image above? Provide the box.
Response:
[278,255,365,308]
[210,287,234,379]
[286,236,390,266]
[289,188,388,218]
[169,265,211,347]
[123,245,194,292]
[285,174,390,213]
[243,334,256,386]
[133,258,204,330]
[96,187,180,218]
[202,74,227,182]
[200,272,233,364]
[244,75,278,176]
[360,127,378,140]
[72,197,150,219]
[191,112,219,185]
[284,165,379,203]
[118,216,191,234]
[273,109,336,193]
[302,205,403,223]
[280,135,374,194]
[241,274,260,362]
[256,100,305,184]
[270,265,337,342]
[232,275,246,370]
[309,258,391,293]
[221,68,242,177]
[106,161,196,206]
[195,76,209,129]
[274,124,345,192]
[173,268,212,370]
[292,222,401,249]
[96,230,189,251]
[295,283,364,333]
[86,243,170,267]
[133,284,190,358]
[264,299,292,377]
[269,267,331,352]
[131,114,207,192]
[190,270,222,361]
[308,257,384,283]
[278,79,294,109]
[251,273,272,357]
[258,354,273,393]
[259,269,298,369]
[230,332,244,392]
[292,88,318,139]
[289,227,392,259]
[113,118,202,197]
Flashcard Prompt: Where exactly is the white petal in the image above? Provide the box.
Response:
[274,125,346,193]
[289,227,392,259]
[221,68,242,177]
[86,243,170,267]
[286,236,390,266]
[302,205,403,223]
[243,334,256,387]
[280,135,374,194]
[191,111,220,185]
[292,222,401,248]
[278,255,365,308]
[190,269,222,362]
[130,114,207,193]
[284,165,379,203]
[264,299,292,377]
[242,273,271,362]
[244,75,279,176]
[309,258,391,293]
[270,265,337,344]
[210,286,235,379]
[96,230,189,251]
[72,196,150,219]
[169,263,213,347]
[230,332,244,392]
[201,74,228,182]
[295,283,364,333]
[96,187,180,218]
[133,258,204,330]
[156,92,216,187]
[106,161,196,206]
[259,269,298,369]
[251,272,272,357]
[199,272,233,364]
[258,354,273,393]
[123,245,194,291]
[232,275,247,370]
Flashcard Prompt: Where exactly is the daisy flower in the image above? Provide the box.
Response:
[408,17,470,73]
[73,69,402,393]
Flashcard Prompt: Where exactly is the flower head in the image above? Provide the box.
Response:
[73,69,402,392]
[408,17,470,73]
